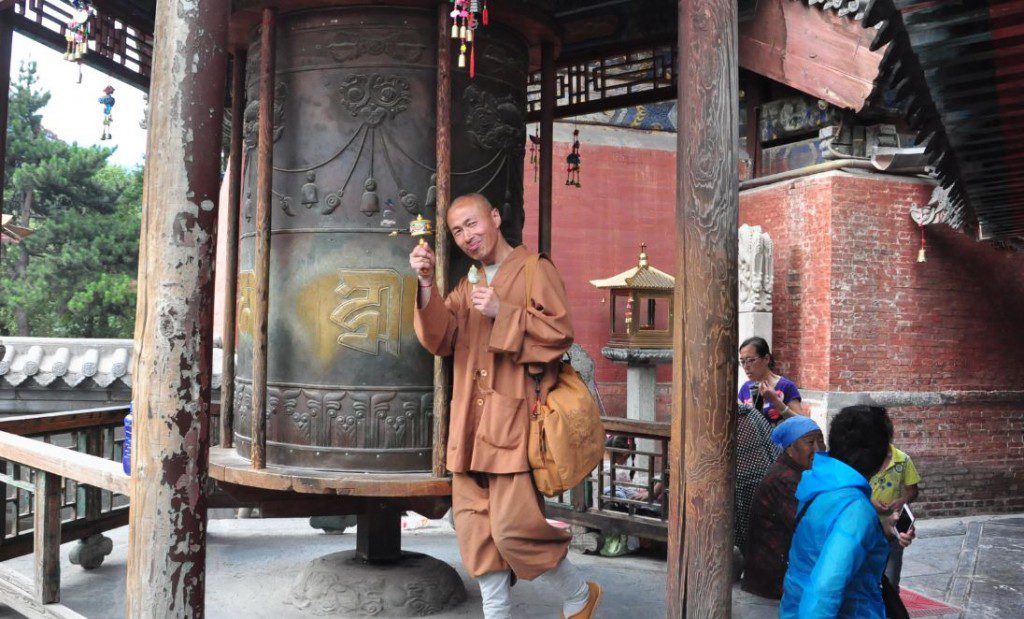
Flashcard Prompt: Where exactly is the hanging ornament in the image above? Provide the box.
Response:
[917,223,927,263]
[528,127,541,182]
[450,0,487,79]
[565,128,582,187]
[98,85,115,141]
[483,0,490,25]
[66,1,96,83]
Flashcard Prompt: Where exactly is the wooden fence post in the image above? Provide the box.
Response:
[33,472,60,605]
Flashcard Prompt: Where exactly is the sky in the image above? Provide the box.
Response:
[11,32,148,169]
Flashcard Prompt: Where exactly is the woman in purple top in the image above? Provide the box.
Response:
[738,336,804,424]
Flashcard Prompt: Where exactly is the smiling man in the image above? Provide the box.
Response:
[410,193,601,619]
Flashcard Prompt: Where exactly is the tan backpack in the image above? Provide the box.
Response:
[521,255,605,497]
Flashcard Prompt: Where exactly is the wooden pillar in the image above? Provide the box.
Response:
[251,9,277,469]
[126,0,229,615]
[220,50,247,449]
[538,40,555,254]
[432,1,452,478]
[667,0,740,616]
[0,8,12,268]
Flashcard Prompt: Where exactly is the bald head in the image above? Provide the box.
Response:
[449,193,495,219]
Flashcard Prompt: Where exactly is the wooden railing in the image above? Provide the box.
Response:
[546,416,671,541]
[0,405,130,618]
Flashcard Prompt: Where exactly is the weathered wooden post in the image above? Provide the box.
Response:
[251,8,276,470]
[667,0,740,616]
[126,0,229,615]
[538,40,555,255]
[432,0,452,478]
[220,50,247,449]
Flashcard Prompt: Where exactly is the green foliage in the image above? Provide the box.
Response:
[0,62,142,338]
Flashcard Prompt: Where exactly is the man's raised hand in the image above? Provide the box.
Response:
[410,244,435,284]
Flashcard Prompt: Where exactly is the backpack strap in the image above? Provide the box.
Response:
[794,497,815,528]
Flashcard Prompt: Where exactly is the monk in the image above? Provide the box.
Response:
[410,193,602,619]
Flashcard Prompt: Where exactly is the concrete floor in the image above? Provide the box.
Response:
[0,513,1021,617]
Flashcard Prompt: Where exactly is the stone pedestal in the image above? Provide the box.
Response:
[602,347,672,464]
[286,550,467,616]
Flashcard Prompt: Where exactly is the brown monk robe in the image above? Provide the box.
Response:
[411,194,602,619]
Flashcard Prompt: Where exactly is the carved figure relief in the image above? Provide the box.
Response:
[340,75,411,126]
[330,270,403,357]
[463,85,525,152]
[738,225,774,312]
[243,81,288,148]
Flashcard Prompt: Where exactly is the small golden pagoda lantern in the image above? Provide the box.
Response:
[590,243,675,349]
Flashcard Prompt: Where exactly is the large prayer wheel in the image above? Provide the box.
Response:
[232,4,530,472]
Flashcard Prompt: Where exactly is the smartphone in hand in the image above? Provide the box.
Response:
[896,504,915,534]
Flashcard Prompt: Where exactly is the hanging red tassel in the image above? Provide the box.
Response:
[470,45,476,78]
[482,2,489,25]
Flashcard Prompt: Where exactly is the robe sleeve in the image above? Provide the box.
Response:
[414,281,465,357]
[488,258,573,364]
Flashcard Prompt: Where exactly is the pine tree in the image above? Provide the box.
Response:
[0,62,142,337]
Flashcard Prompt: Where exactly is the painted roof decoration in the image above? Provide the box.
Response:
[0,337,222,391]
[590,243,675,290]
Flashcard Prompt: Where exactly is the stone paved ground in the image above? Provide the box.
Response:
[0,513,1020,617]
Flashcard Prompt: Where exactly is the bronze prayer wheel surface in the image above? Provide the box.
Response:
[233,6,528,473]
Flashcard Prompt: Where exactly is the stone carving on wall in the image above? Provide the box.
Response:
[738,224,773,312]
[330,269,403,357]
[913,186,954,227]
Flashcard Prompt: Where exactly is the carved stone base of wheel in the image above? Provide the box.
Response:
[286,550,467,616]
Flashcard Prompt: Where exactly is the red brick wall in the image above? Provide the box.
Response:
[827,177,1024,391]
[738,176,833,390]
[522,139,678,390]
[889,403,1024,515]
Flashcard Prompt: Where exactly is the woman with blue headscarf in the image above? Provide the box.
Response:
[742,416,825,600]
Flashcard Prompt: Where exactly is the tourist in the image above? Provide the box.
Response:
[410,193,601,619]
[870,419,921,591]
[737,336,804,424]
[733,402,782,554]
[742,416,825,600]
[781,405,915,618]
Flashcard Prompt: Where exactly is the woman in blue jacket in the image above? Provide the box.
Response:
[781,405,899,618]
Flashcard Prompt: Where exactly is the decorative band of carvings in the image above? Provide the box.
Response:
[232,380,433,451]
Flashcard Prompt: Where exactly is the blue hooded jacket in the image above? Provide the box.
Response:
[780,453,889,618]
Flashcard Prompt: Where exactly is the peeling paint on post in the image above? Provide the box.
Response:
[126,0,229,616]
